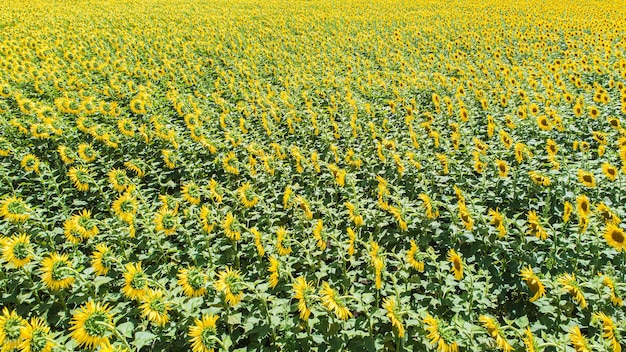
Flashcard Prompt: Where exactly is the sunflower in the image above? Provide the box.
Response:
[558,273,587,309]
[91,243,113,276]
[522,327,538,352]
[563,201,573,222]
[320,282,352,320]
[577,170,595,187]
[64,216,82,244]
[158,194,179,213]
[546,139,558,156]
[251,228,265,256]
[21,154,41,174]
[347,227,356,256]
[312,219,326,251]
[588,106,599,119]
[268,255,280,288]
[154,209,178,236]
[519,266,546,302]
[111,193,138,223]
[122,262,148,300]
[214,267,244,307]
[495,159,509,178]
[592,312,621,352]
[140,289,171,327]
[479,315,512,352]
[406,240,425,272]
[221,212,241,241]
[527,211,548,240]
[599,274,624,306]
[447,249,463,280]
[499,130,513,149]
[0,196,31,223]
[529,171,551,186]
[596,203,621,224]
[293,276,315,321]
[72,209,99,239]
[602,163,618,181]
[423,314,458,352]
[189,315,219,352]
[603,223,626,252]
[569,326,590,352]
[237,182,259,208]
[181,182,202,205]
[2,233,33,268]
[488,209,506,238]
[382,296,405,338]
[67,166,92,191]
[177,267,207,297]
[536,115,551,130]
[107,169,130,192]
[19,317,55,352]
[69,301,113,350]
[345,201,365,226]
[123,160,145,178]
[0,308,26,351]
[77,143,97,162]
[275,226,292,256]
[576,195,591,218]
[40,253,75,291]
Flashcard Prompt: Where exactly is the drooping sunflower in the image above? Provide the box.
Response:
[479,315,512,352]
[122,262,148,300]
[268,255,280,289]
[382,296,405,338]
[91,243,113,276]
[563,201,573,223]
[214,267,244,307]
[576,195,591,218]
[275,226,292,256]
[69,301,114,350]
[488,209,506,238]
[603,223,626,252]
[111,193,138,223]
[140,289,171,327]
[40,253,75,291]
[251,228,265,256]
[577,169,596,188]
[495,159,509,178]
[522,327,538,352]
[569,326,590,352]
[181,182,202,205]
[178,267,207,297]
[189,314,219,352]
[21,153,41,174]
[592,312,621,352]
[527,211,548,240]
[519,266,546,302]
[19,317,55,352]
[312,219,326,251]
[599,273,623,306]
[320,282,352,320]
[558,273,587,309]
[528,171,551,187]
[2,233,33,268]
[0,308,27,351]
[221,212,241,241]
[67,166,92,192]
[292,276,315,321]
[0,196,31,223]
[237,182,259,208]
[447,249,463,280]
[423,314,458,352]
[406,240,425,272]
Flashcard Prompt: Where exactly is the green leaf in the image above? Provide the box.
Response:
[134,331,157,351]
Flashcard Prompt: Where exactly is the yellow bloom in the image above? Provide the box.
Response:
[67,166,92,191]
[527,211,548,240]
[111,192,138,223]
[522,327,538,352]
[293,276,315,321]
[1,233,33,268]
[406,240,425,272]
[528,171,551,186]
[558,273,587,309]
[479,315,512,352]
[593,312,622,352]
[237,182,259,208]
[107,169,130,192]
[495,159,509,178]
[276,226,292,256]
[519,266,546,302]
[268,255,280,288]
[577,169,596,188]
[181,182,202,205]
[563,201,573,222]
[189,315,219,352]
[122,262,148,300]
[602,163,618,181]
[154,209,178,236]
[488,209,506,238]
[320,282,352,320]
[221,212,241,241]
[423,314,458,352]
[21,154,41,174]
[250,228,265,257]
[569,326,590,352]
[19,317,55,352]
[77,143,97,162]
[603,223,626,252]
[214,267,244,307]
[312,219,326,251]
[418,194,439,219]
[0,308,27,351]
[382,296,405,338]
[40,253,75,291]
[91,243,113,276]
[576,195,591,218]
[178,267,208,297]
[140,289,171,327]
[0,196,31,223]
[600,274,623,306]
[69,301,113,350]
[447,249,463,280]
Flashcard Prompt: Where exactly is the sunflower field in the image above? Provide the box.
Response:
[1,0,626,351]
